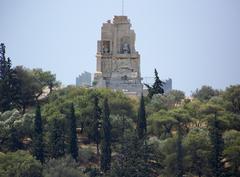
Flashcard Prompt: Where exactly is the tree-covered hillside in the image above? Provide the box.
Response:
[1,43,240,177]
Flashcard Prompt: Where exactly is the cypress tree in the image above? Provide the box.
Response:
[50,118,65,158]
[9,127,22,151]
[209,115,224,177]
[152,68,164,95]
[33,103,44,163]
[92,95,101,155]
[137,94,146,139]
[69,103,78,161]
[0,43,18,112]
[173,109,189,177]
[144,68,164,98]
[176,126,184,177]
[100,98,112,173]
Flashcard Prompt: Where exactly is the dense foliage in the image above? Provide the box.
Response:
[0,151,42,177]
[1,44,240,177]
[43,155,86,177]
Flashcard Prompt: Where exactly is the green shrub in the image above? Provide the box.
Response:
[0,150,42,177]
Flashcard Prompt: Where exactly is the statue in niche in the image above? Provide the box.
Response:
[122,43,130,54]
[102,41,110,54]
[103,45,109,53]
[121,75,128,80]
[120,36,131,54]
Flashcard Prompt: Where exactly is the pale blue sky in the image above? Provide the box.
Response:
[1,0,240,94]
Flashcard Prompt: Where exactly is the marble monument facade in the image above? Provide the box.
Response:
[94,16,143,96]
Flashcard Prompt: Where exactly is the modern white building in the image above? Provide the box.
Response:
[76,71,92,87]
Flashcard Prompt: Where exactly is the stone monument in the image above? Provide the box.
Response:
[94,16,143,96]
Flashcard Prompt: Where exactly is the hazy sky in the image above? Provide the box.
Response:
[1,0,240,94]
